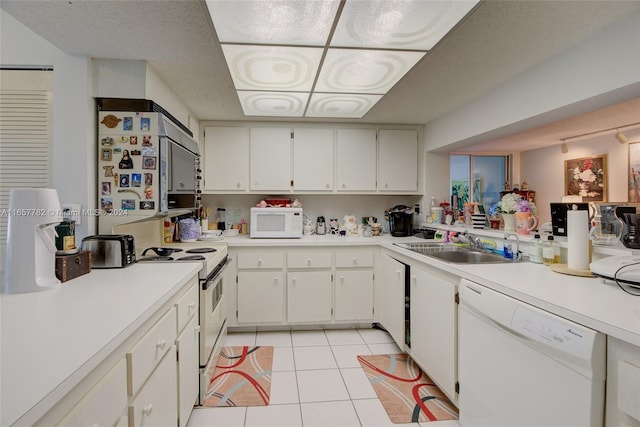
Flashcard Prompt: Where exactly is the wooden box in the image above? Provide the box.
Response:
[55,251,91,283]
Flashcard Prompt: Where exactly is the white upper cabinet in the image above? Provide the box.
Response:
[203,127,249,191]
[250,128,292,191]
[378,129,418,192]
[336,129,377,192]
[292,128,334,191]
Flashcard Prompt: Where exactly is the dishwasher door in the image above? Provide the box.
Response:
[458,279,606,427]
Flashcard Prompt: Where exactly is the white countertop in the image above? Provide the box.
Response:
[0,262,202,426]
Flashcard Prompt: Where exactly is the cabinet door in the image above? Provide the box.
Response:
[176,316,199,427]
[203,127,249,191]
[287,271,332,323]
[293,128,334,191]
[376,254,405,348]
[334,269,374,321]
[128,346,178,427]
[250,128,292,191]
[378,129,418,192]
[336,129,377,191]
[237,271,285,323]
[410,267,456,400]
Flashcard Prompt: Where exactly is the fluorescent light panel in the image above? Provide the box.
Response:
[207,0,479,118]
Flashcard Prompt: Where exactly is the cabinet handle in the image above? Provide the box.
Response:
[340,275,345,282]
[352,257,357,265]
[307,258,312,265]
[292,278,296,285]
[195,325,201,333]
[156,340,166,350]
[274,277,279,284]
[258,259,263,266]
[341,183,346,188]
[237,182,242,188]
[188,302,196,311]
[143,404,153,416]
[325,182,330,188]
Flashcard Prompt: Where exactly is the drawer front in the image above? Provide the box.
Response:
[127,307,177,397]
[287,250,332,269]
[237,250,284,269]
[128,346,178,427]
[57,359,127,427]
[175,281,198,333]
[334,248,374,268]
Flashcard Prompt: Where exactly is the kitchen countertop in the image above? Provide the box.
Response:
[225,233,640,347]
[0,262,202,426]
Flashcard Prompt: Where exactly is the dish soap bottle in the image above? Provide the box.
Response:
[542,235,558,265]
[529,233,543,264]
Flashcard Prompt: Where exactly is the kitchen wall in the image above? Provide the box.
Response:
[200,194,423,233]
[521,132,629,224]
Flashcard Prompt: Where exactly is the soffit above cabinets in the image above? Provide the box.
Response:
[205,0,479,118]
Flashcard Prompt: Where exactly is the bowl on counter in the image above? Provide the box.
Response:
[223,229,239,237]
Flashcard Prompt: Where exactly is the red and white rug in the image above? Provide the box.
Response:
[202,346,274,407]
[357,353,459,423]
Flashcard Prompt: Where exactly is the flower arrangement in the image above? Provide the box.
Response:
[490,193,536,215]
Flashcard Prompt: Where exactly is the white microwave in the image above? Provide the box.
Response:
[250,207,303,238]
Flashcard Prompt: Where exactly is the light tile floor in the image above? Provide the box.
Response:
[187,328,461,427]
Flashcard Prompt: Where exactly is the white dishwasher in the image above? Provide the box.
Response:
[458,279,606,427]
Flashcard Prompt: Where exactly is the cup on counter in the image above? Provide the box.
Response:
[371,223,381,236]
[200,219,208,233]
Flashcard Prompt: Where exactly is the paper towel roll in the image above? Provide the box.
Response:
[567,210,590,270]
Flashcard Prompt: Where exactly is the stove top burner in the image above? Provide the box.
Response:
[138,256,174,262]
[179,255,206,261]
[186,247,217,254]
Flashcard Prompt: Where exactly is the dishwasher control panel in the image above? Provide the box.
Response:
[512,306,594,358]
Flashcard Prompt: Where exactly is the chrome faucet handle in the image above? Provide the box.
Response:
[503,232,521,261]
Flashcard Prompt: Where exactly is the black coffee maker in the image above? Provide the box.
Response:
[621,211,640,249]
[387,205,414,237]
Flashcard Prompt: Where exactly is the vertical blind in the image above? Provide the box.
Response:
[0,70,53,256]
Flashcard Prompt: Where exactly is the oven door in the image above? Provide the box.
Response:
[199,257,230,404]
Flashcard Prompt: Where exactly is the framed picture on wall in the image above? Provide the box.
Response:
[629,142,640,202]
[564,154,607,202]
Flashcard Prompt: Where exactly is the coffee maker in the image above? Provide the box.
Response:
[387,205,414,237]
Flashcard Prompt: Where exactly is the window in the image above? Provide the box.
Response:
[450,155,508,214]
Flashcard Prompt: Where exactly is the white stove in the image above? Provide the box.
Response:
[138,240,229,404]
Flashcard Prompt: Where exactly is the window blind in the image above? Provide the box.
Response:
[0,70,53,256]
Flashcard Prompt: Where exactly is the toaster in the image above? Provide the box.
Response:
[81,235,136,268]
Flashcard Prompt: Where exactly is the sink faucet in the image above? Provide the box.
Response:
[503,232,520,261]
[467,233,483,250]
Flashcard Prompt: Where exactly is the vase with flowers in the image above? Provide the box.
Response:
[491,193,537,231]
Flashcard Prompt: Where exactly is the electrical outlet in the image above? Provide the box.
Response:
[62,203,81,225]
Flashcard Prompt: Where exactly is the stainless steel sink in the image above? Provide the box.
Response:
[394,242,514,264]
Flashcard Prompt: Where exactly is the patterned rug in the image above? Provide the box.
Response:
[202,346,274,407]
[357,353,459,423]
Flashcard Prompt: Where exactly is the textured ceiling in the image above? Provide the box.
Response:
[1,0,639,151]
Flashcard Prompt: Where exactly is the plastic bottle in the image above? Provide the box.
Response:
[429,197,437,221]
[529,233,543,264]
[542,235,557,265]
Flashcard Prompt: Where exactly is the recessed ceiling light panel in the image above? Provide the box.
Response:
[315,49,425,93]
[331,0,480,50]
[306,93,383,118]
[206,0,340,45]
[238,91,309,116]
[222,45,323,91]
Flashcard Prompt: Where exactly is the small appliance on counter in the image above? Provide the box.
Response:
[2,188,63,294]
[387,205,414,237]
[81,235,136,268]
[250,207,303,238]
[316,216,326,235]
[550,202,589,236]
[590,256,640,288]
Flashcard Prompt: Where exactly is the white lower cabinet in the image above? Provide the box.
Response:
[410,266,457,401]
[128,346,178,427]
[288,270,332,323]
[237,271,286,323]
[57,359,127,427]
[377,253,406,349]
[334,269,374,321]
[176,315,199,427]
[231,246,375,327]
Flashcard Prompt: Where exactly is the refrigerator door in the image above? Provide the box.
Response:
[98,111,166,233]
